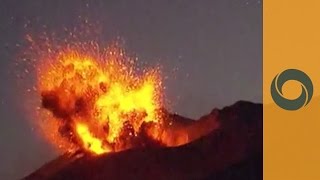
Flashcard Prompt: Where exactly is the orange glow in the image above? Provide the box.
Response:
[75,123,110,155]
[38,48,165,155]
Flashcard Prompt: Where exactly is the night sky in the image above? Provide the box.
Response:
[0,0,261,179]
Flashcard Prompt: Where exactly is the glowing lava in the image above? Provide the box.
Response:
[38,48,164,155]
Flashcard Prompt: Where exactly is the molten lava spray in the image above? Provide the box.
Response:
[38,47,165,155]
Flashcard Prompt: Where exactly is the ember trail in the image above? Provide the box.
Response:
[38,48,166,155]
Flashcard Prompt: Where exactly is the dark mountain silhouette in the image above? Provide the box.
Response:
[24,101,262,180]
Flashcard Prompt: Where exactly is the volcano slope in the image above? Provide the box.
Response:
[24,101,262,180]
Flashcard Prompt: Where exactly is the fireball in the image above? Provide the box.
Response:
[37,47,164,155]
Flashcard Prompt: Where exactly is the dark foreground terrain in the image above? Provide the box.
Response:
[24,101,262,180]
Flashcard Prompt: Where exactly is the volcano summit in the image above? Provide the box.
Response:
[25,101,262,180]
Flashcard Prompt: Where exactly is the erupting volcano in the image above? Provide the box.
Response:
[22,36,262,180]
[21,31,262,180]
[37,46,173,155]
